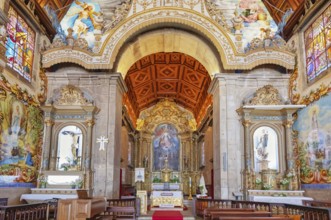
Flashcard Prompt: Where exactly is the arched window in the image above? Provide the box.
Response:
[304,4,331,82]
[5,6,35,82]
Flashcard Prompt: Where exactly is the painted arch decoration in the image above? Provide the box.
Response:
[42,1,296,71]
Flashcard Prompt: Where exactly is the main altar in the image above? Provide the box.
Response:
[150,155,184,208]
[134,99,206,199]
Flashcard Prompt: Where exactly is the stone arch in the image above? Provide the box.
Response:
[42,9,295,71]
[115,29,221,77]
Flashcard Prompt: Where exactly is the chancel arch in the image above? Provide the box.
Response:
[115,29,222,77]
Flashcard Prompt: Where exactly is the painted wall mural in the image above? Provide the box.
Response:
[206,0,278,50]
[60,0,102,48]
[294,94,331,184]
[153,123,180,171]
[0,76,43,187]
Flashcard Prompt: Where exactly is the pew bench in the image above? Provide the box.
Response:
[218,217,292,220]
[210,211,272,220]
[203,208,255,220]
[106,206,136,219]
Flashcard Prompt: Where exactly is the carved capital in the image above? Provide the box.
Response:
[44,119,54,127]
[86,119,95,127]
[242,120,251,127]
[284,121,293,128]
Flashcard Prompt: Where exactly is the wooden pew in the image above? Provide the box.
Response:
[203,207,255,220]
[0,202,49,220]
[210,211,271,220]
[104,198,138,219]
[218,217,292,220]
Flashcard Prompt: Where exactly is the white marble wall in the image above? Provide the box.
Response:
[209,68,290,199]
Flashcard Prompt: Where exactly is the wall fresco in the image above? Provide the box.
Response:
[207,0,278,50]
[60,0,102,48]
[293,94,331,184]
[0,76,43,187]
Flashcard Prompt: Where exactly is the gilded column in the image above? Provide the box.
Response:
[85,119,95,171]
[43,119,54,170]
[242,119,252,200]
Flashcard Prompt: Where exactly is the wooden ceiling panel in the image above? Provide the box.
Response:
[124,52,211,118]
[156,65,180,79]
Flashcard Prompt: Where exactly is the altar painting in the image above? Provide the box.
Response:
[207,0,278,50]
[0,81,43,187]
[294,95,331,184]
[60,0,101,48]
[253,126,279,172]
[153,123,179,171]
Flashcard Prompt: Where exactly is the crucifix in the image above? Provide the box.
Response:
[97,136,108,151]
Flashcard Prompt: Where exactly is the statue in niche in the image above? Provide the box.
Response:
[183,155,189,170]
[143,154,148,168]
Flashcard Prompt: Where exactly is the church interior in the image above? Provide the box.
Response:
[1,0,331,219]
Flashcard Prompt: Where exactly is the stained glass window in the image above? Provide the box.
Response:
[304,4,331,82]
[5,6,35,82]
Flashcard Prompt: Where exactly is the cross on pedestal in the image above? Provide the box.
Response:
[97,136,108,151]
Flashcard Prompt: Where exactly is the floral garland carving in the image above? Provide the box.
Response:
[298,83,331,106]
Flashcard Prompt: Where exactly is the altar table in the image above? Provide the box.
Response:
[151,191,183,207]
[249,195,313,205]
[20,194,78,203]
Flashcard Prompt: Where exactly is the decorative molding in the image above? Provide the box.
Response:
[42,8,295,71]
[53,85,93,106]
[248,85,283,105]
[136,99,196,133]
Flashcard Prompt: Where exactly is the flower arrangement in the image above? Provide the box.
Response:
[280,178,289,185]
[262,183,272,190]
[255,178,262,185]
[39,175,47,188]
[70,178,84,189]
[152,176,161,183]
[170,175,179,183]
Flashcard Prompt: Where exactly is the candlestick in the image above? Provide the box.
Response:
[189,177,192,187]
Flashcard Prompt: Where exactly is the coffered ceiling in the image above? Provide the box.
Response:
[125,52,211,118]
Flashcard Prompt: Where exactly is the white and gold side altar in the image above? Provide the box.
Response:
[237,85,305,199]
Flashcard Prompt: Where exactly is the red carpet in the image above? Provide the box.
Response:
[152,211,183,220]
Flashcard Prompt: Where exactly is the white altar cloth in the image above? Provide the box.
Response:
[151,191,183,207]
[20,194,78,203]
[249,195,313,205]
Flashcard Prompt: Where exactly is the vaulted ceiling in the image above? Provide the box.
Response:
[125,52,211,118]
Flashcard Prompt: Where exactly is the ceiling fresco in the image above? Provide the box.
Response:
[41,0,289,50]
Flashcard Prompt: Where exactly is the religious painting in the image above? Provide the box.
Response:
[57,126,83,171]
[153,123,180,171]
[304,3,331,82]
[5,6,35,82]
[253,126,279,172]
[0,78,43,187]
[293,94,331,184]
[206,0,278,50]
[60,0,101,48]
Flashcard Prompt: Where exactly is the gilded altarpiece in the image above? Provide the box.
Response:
[136,99,200,195]
[40,85,98,195]
[237,85,304,198]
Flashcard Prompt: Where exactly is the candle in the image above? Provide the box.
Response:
[189,177,192,187]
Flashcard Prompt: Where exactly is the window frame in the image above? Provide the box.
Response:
[304,3,331,84]
[5,5,36,83]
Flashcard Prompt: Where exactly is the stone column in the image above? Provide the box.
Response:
[85,119,95,171]
[93,73,127,199]
[208,74,227,199]
[43,119,54,170]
